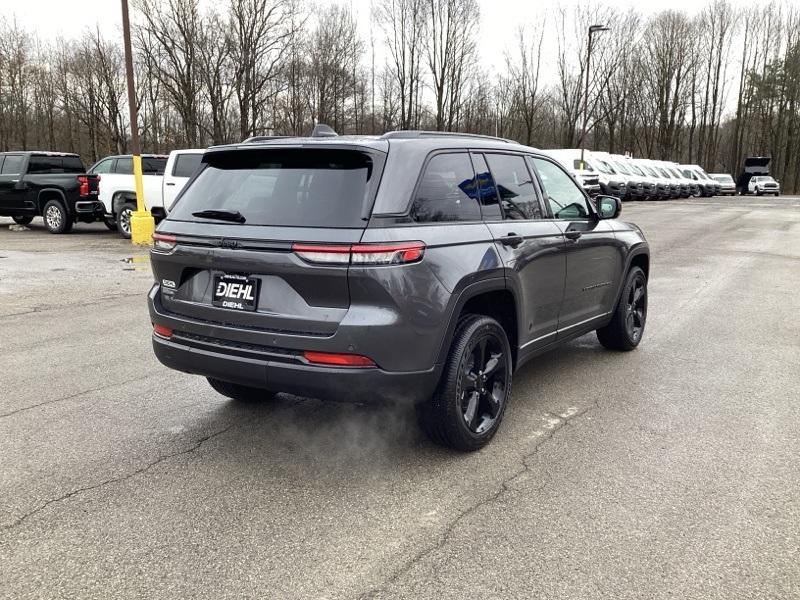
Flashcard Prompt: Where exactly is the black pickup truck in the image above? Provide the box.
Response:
[0,151,103,233]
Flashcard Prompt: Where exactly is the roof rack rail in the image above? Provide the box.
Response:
[242,135,293,143]
[380,130,518,144]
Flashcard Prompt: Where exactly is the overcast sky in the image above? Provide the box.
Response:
[7,0,757,73]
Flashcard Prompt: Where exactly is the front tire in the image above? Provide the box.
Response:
[597,266,647,351]
[207,377,276,403]
[116,204,134,239]
[103,216,118,231]
[12,215,33,225]
[43,200,73,234]
[416,315,512,452]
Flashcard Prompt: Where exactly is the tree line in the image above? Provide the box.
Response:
[1,0,799,191]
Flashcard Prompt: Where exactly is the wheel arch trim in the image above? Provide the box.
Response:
[434,277,520,366]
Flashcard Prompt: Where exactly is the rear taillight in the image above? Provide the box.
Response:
[152,232,177,251]
[77,175,89,196]
[153,323,173,338]
[292,241,425,265]
[303,351,375,367]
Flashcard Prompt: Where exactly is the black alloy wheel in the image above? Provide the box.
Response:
[417,315,513,451]
[625,272,647,344]
[460,333,508,435]
[596,266,648,351]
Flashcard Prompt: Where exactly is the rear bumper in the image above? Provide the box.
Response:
[74,200,105,216]
[148,285,441,404]
[152,333,439,405]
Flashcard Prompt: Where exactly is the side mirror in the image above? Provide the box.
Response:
[596,195,621,220]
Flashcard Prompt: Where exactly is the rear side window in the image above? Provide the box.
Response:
[27,156,85,174]
[485,153,542,220]
[168,149,379,228]
[116,158,133,174]
[143,158,167,175]
[90,159,114,174]
[172,153,203,178]
[411,153,481,223]
[1,155,23,174]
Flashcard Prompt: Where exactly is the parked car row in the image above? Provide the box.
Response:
[0,149,204,234]
[541,149,727,201]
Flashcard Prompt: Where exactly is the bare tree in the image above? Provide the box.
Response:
[375,0,428,129]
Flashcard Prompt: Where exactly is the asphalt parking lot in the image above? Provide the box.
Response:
[1,195,799,599]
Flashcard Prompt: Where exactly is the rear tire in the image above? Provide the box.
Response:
[116,203,134,239]
[12,215,33,225]
[42,200,73,234]
[104,216,118,231]
[416,315,512,452]
[207,377,276,403]
[597,266,647,351]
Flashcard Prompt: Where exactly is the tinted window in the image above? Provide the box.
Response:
[471,153,502,220]
[172,153,203,178]
[410,153,481,223]
[91,159,114,174]
[62,157,85,173]
[532,158,591,219]
[26,156,85,174]
[116,158,133,174]
[485,153,541,220]
[1,155,23,175]
[169,149,378,228]
[143,158,167,175]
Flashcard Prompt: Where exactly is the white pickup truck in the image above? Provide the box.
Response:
[87,149,204,238]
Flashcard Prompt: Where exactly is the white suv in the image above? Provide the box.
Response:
[748,176,781,196]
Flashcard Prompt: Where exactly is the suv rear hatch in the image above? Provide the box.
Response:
[150,146,386,337]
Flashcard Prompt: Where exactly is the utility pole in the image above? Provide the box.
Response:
[579,24,610,170]
[121,0,154,245]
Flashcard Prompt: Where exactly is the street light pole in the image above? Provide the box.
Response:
[120,0,154,245]
[579,24,610,171]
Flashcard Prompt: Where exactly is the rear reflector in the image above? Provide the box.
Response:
[303,351,375,367]
[152,232,177,251]
[153,323,173,338]
[292,241,425,265]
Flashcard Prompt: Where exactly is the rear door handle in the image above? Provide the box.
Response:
[165,182,176,186]
[499,233,523,248]
[565,231,582,241]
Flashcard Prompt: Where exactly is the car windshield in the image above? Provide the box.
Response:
[168,148,379,228]
[641,165,659,177]
[713,174,734,183]
[627,163,645,176]
[572,159,596,172]
[612,161,631,175]
[594,159,616,175]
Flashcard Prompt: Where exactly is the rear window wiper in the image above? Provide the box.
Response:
[192,209,246,223]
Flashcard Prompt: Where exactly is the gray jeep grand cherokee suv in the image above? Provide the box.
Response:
[148,130,649,451]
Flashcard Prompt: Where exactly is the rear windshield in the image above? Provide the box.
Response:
[27,155,85,174]
[168,149,379,228]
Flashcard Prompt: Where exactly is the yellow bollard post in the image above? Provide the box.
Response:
[129,154,155,245]
[121,0,154,246]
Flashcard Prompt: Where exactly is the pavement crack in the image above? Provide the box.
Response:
[0,374,156,421]
[358,404,598,599]
[0,424,236,532]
